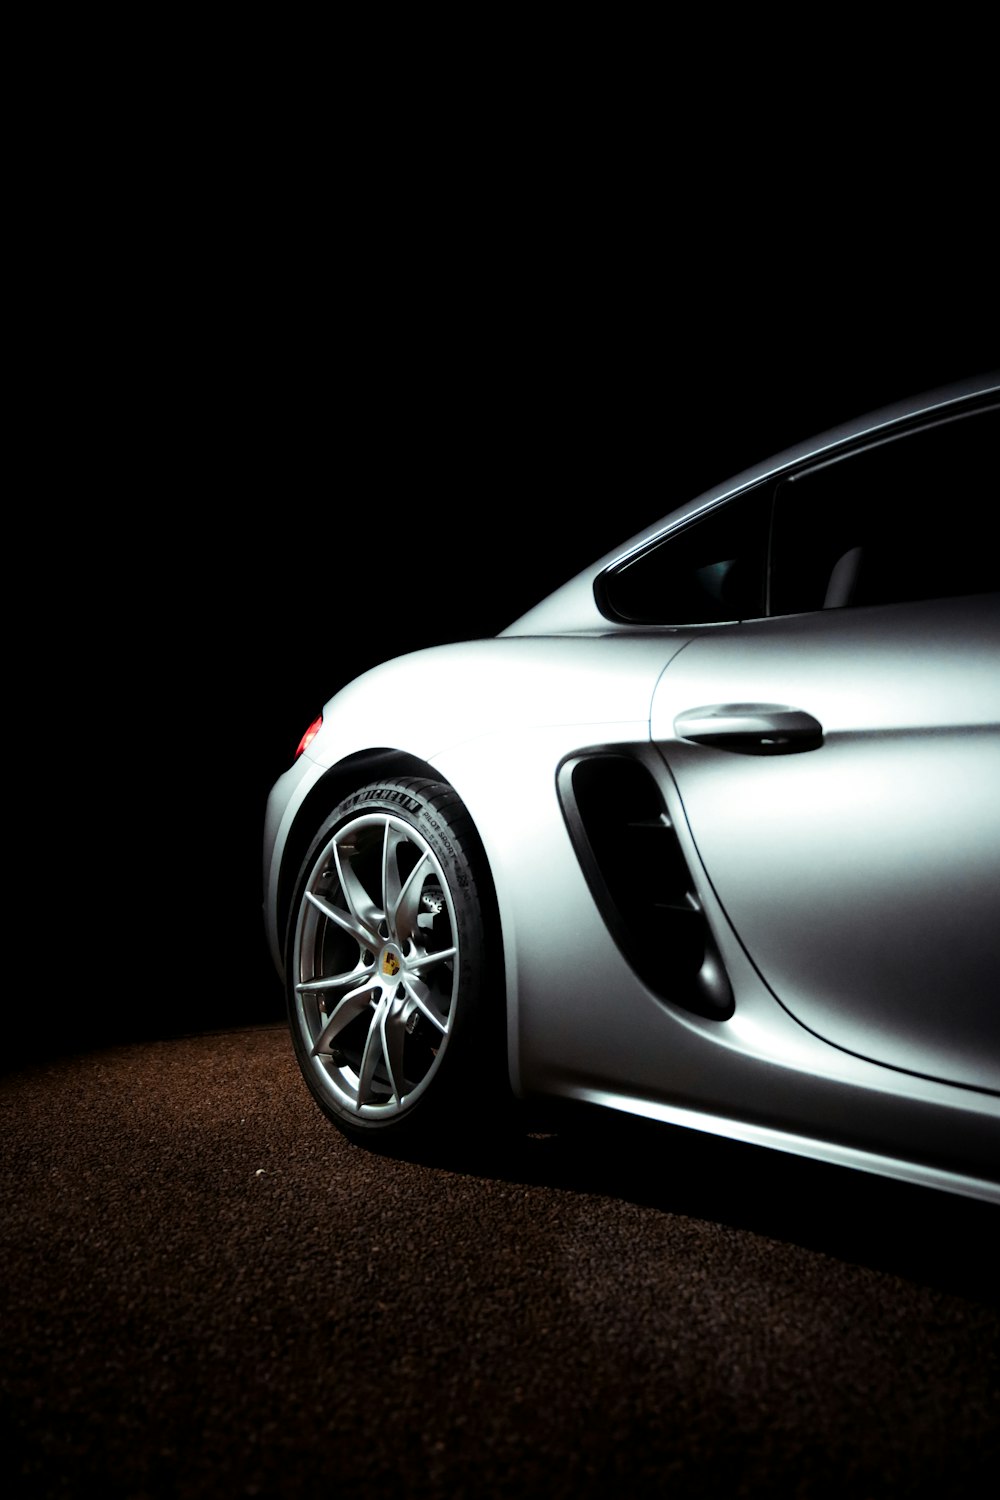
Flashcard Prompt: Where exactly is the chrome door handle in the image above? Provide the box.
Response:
[673,704,824,754]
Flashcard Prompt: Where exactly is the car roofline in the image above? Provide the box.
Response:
[501,372,1000,638]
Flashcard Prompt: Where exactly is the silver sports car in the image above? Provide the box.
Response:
[263,374,1000,1203]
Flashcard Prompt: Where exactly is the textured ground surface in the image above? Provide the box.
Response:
[3,1025,998,1498]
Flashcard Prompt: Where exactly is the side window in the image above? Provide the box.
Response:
[769,405,998,616]
[596,484,771,625]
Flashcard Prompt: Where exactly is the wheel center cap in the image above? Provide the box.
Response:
[380,946,402,979]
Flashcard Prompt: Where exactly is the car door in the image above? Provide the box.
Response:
[645,403,1000,1092]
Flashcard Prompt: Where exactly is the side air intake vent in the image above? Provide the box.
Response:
[558,753,734,1021]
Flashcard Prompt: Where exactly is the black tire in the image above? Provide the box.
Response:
[284,777,501,1144]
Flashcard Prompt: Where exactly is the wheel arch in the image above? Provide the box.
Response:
[276,748,505,999]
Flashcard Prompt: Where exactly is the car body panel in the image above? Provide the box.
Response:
[650,593,1000,1093]
[429,721,1000,1191]
[263,635,687,972]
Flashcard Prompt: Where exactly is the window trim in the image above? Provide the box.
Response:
[594,395,998,628]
